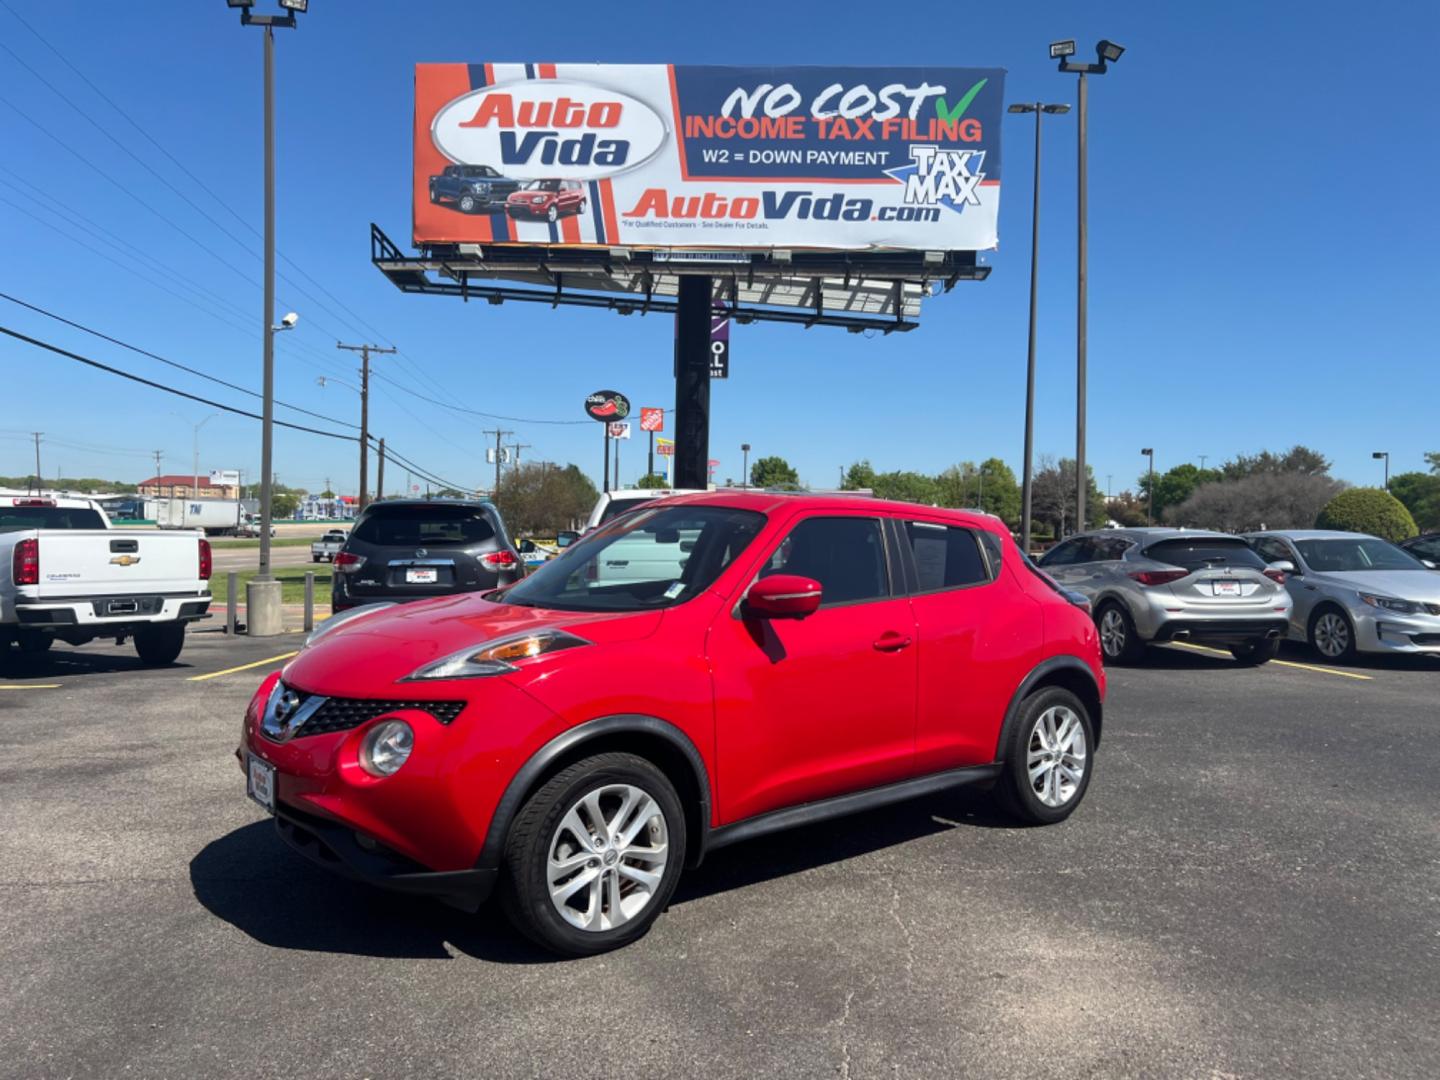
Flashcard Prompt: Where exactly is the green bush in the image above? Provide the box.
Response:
[1314,487,1418,541]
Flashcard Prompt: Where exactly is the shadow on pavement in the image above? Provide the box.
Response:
[0,645,192,679]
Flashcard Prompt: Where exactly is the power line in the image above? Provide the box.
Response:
[0,291,360,429]
[368,368,591,426]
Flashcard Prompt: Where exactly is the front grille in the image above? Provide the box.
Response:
[296,694,465,738]
[1409,633,1440,646]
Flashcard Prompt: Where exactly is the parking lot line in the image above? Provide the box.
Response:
[1166,641,1372,681]
[0,683,61,690]
[188,651,298,682]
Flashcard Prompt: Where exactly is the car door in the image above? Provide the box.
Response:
[708,512,918,823]
[1251,535,1308,637]
[898,518,1044,772]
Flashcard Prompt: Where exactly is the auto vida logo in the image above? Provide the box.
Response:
[109,555,142,566]
[431,79,667,181]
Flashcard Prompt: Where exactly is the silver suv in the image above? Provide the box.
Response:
[1037,529,1293,665]
[1243,530,1440,661]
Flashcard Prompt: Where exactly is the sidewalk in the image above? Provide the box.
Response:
[202,601,332,636]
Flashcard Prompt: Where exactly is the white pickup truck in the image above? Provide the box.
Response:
[310,529,348,563]
[1,492,212,666]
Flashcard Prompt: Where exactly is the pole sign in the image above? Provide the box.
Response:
[710,305,730,379]
[414,64,1005,251]
[655,437,675,457]
[607,422,631,440]
[209,469,240,487]
[639,407,664,432]
[584,389,631,421]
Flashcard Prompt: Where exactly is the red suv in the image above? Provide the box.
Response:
[239,493,1103,955]
[505,179,586,223]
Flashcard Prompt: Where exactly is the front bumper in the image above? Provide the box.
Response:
[1354,609,1440,654]
[506,202,554,218]
[274,801,495,912]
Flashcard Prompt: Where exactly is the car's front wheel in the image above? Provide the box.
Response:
[134,622,185,666]
[577,197,587,215]
[1095,601,1145,665]
[996,686,1094,825]
[500,752,685,956]
[1308,605,1357,663]
[458,194,477,213]
[546,204,559,223]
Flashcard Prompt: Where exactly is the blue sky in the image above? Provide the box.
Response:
[2,0,1436,496]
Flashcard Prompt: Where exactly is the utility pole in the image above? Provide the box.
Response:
[511,443,531,468]
[336,342,396,511]
[1198,455,1208,470]
[32,432,42,493]
[376,438,385,501]
[483,429,513,498]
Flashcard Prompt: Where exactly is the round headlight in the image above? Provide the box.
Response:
[360,719,413,777]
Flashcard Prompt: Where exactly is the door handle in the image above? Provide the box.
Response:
[873,631,912,652]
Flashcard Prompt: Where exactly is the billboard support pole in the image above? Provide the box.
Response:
[648,430,654,481]
[674,276,712,490]
[602,427,610,494]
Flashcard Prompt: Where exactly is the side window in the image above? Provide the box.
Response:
[1094,536,1132,562]
[1038,539,1077,567]
[902,521,991,591]
[762,516,889,606]
[1412,537,1440,561]
[1254,538,1291,565]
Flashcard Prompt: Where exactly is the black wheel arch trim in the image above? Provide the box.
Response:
[993,655,1104,761]
[475,714,712,871]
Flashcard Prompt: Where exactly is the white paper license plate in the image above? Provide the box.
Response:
[247,754,276,813]
[406,568,439,584]
[1212,580,1242,596]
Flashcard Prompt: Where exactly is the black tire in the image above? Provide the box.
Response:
[1095,601,1145,665]
[994,686,1095,825]
[15,632,52,654]
[577,197,587,216]
[499,752,686,957]
[1308,605,1357,663]
[546,204,558,224]
[1230,637,1280,665]
[133,622,185,666]
[458,194,477,213]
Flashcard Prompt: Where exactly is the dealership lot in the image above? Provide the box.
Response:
[1,634,1436,1079]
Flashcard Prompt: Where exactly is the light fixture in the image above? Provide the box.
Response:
[278,0,308,10]
[1141,447,1153,456]
[1097,39,1125,63]
[1050,40,1076,58]
[1042,104,1072,114]
[1008,103,1035,114]
[225,0,254,7]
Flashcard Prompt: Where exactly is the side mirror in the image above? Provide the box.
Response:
[744,574,822,620]
[1269,560,1296,573]
[556,531,577,548]
[1424,560,1437,571]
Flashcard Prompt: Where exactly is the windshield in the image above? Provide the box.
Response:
[598,495,656,524]
[500,505,764,612]
[523,179,563,191]
[0,506,106,532]
[1294,537,1426,572]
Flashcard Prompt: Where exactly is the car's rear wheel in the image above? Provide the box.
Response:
[1096,601,1145,665]
[500,752,685,956]
[1308,606,1357,663]
[134,622,185,666]
[458,194,477,213]
[996,686,1094,825]
[1230,637,1280,665]
[16,632,52,654]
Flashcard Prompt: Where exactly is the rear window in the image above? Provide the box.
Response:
[1143,538,1266,570]
[0,506,106,532]
[350,505,495,547]
[599,496,656,525]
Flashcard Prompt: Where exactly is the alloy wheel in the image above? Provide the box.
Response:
[1027,706,1087,808]
[1314,612,1350,658]
[1099,608,1126,658]
[547,783,669,932]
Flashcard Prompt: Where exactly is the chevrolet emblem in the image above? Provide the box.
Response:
[110,554,142,567]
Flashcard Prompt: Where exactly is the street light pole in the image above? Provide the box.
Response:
[1009,101,1070,554]
[1052,38,1124,536]
[741,443,751,489]
[1372,450,1389,489]
[1141,447,1155,526]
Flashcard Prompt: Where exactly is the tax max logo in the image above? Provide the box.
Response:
[885,147,988,215]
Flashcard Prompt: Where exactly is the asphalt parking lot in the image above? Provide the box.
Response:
[2,632,1437,1078]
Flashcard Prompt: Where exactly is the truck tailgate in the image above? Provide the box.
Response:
[29,530,206,598]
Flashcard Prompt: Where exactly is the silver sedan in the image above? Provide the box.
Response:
[1243,530,1440,661]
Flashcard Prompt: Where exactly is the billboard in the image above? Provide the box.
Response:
[415,64,1004,252]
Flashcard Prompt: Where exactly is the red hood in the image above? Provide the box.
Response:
[282,593,663,696]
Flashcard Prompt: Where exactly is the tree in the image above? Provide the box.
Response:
[1220,445,1331,481]
[271,492,300,519]
[750,455,799,489]
[1315,487,1418,541]
[841,460,877,491]
[635,473,670,489]
[1388,472,1440,531]
[1139,463,1222,520]
[871,470,940,505]
[1170,472,1344,532]
[1106,490,1149,528]
[1031,456,1105,537]
[1425,451,1440,475]
[935,459,1020,525]
[495,463,598,535]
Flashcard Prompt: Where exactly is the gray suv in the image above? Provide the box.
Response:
[1244,530,1440,661]
[1037,529,1293,665]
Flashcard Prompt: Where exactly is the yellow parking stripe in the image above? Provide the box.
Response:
[1166,640,1372,681]
[188,651,298,682]
[0,683,61,690]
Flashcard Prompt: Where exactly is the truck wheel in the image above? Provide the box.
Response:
[16,632,53,654]
[459,194,477,213]
[134,623,185,666]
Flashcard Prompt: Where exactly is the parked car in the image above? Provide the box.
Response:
[1037,528,1292,665]
[330,499,522,612]
[1399,532,1440,566]
[241,492,1104,955]
[505,179,586,222]
[584,488,706,533]
[310,529,348,563]
[428,164,521,214]
[1244,530,1440,661]
[1,492,211,665]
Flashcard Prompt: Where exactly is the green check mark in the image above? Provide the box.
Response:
[935,78,988,123]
